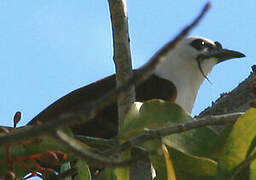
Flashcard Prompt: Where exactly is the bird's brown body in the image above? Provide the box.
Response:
[28,71,176,138]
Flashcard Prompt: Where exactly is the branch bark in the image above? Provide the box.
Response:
[55,130,139,168]
[106,112,242,154]
[198,66,256,117]
[108,0,135,129]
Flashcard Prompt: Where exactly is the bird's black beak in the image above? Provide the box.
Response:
[214,48,245,64]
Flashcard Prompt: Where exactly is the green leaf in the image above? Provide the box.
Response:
[151,153,167,180]
[250,158,256,180]
[217,108,256,175]
[162,144,176,180]
[162,125,219,157]
[97,168,117,180]
[75,160,91,180]
[114,168,129,180]
[119,100,219,157]
[119,100,192,141]
[249,143,256,179]
[166,147,217,180]
[152,145,217,180]
[114,150,130,180]
[167,147,217,177]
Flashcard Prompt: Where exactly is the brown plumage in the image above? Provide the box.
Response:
[28,71,176,138]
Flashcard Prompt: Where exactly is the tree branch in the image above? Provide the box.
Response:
[108,0,135,128]
[75,135,118,149]
[54,130,142,168]
[198,66,256,117]
[114,112,242,153]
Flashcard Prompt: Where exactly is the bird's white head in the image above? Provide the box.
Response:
[154,36,245,114]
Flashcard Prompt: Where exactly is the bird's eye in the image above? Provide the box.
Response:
[190,39,207,50]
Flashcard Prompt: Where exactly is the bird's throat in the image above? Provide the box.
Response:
[154,63,208,114]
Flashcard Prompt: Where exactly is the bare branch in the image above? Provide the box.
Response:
[108,0,135,127]
[54,130,141,168]
[198,67,256,117]
[75,135,118,149]
[115,112,242,153]
[0,2,211,147]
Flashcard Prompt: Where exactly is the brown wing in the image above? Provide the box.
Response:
[28,70,176,138]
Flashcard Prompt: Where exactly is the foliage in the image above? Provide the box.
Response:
[1,100,256,179]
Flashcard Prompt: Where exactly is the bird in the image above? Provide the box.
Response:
[27,36,245,139]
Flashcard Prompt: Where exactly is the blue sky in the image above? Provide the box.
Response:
[0,0,254,127]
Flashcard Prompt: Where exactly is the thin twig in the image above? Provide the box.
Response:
[108,0,135,128]
[54,130,141,168]
[75,135,118,149]
[0,2,211,147]
[115,112,242,153]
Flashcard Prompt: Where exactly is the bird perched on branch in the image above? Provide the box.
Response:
[28,37,245,138]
